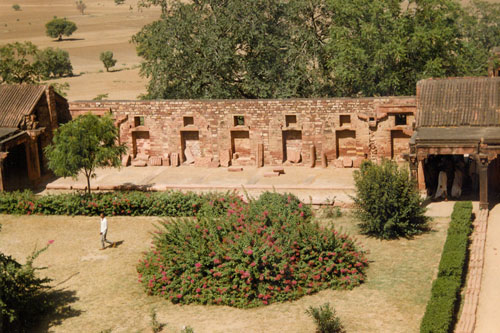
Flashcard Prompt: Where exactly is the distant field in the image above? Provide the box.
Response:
[0,0,160,100]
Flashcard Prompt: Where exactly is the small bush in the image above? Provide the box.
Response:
[420,201,473,333]
[137,192,367,308]
[12,4,21,11]
[353,159,429,239]
[306,302,345,333]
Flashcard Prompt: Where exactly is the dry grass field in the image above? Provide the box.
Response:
[0,212,449,332]
[0,0,160,100]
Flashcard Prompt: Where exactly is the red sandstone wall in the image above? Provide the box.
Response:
[69,97,416,167]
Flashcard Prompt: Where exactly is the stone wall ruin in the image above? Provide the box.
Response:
[69,97,416,168]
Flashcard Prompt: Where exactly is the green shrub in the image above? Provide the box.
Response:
[420,201,473,333]
[12,4,21,11]
[0,235,53,331]
[306,302,345,333]
[137,192,367,308]
[0,190,242,217]
[35,47,73,78]
[353,159,429,239]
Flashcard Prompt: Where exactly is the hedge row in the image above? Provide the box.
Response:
[420,201,473,333]
[0,190,243,217]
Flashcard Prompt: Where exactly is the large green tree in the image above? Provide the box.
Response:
[0,41,40,84]
[45,17,77,41]
[132,0,332,99]
[0,42,74,84]
[35,47,73,79]
[134,0,500,99]
[44,114,126,194]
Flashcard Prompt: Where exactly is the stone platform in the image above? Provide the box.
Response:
[43,166,357,206]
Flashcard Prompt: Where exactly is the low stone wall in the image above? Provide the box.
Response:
[70,97,416,167]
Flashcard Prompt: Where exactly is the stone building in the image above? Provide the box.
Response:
[69,97,416,169]
[409,76,500,209]
[0,85,70,191]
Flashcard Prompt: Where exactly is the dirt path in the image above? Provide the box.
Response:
[475,203,500,332]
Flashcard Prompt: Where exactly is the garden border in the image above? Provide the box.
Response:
[455,208,489,332]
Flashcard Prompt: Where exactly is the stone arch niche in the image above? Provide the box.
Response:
[180,129,201,164]
[391,130,411,161]
[230,115,253,166]
[335,129,356,158]
[282,130,302,163]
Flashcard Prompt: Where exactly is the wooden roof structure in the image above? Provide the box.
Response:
[416,77,500,128]
[0,85,47,128]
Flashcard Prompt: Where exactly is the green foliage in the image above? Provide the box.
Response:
[150,308,166,332]
[35,47,73,78]
[114,0,125,5]
[0,190,241,217]
[306,303,345,333]
[0,41,41,84]
[135,0,500,99]
[93,93,109,101]
[0,239,53,331]
[132,0,332,99]
[420,201,473,333]
[137,192,367,308]
[353,160,429,239]
[100,51,117,72]
[44,114,127,194]
[181,327,194,333]
[45,17,77,41]
[49,82,70,97]
[12,4,21,11]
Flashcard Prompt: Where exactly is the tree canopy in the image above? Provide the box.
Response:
[133,0,500,99]
[0,41,74,83]
[99,51,117,72]
[45,17,77,41]
[44,114,126,194]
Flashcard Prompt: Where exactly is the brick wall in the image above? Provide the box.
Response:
[69,97,416,167]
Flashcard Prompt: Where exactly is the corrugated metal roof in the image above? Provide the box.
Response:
[0,84,46,128]
[416,77,500,127]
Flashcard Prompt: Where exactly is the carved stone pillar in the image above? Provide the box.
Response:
[26,130,43,181]
[478,155,490,210]
[0,152,8,191]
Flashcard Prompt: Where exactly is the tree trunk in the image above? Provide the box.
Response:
[85,170,92,195]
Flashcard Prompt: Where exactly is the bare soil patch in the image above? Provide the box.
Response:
[0,213,448,332]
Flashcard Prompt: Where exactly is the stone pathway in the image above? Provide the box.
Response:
[473,204,500,333]
[456,206,488,333]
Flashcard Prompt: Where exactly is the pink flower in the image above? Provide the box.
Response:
[244,249,253,255]
[47,240,54,245]
[176,294,183,299]
[195,262,202,268]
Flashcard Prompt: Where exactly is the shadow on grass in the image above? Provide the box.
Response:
[53,38,85,42]
[32,288,83,332]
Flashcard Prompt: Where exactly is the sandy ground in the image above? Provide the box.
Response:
[475,203,500,332]
[0,0,160,100]
[0,206,452,333]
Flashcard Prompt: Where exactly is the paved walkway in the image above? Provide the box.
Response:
[43,166,357,205]
[474,203,500,332]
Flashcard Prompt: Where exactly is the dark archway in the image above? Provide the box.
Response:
[3,143,30,190]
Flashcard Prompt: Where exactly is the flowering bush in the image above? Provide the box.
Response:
[0,190,241,217]
[138,192,367,308]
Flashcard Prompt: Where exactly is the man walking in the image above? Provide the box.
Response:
[100,213,115,250]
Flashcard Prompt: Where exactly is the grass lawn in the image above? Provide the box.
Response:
[0,212,448,332]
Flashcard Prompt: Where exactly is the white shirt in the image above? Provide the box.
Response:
[100,217,108,233]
